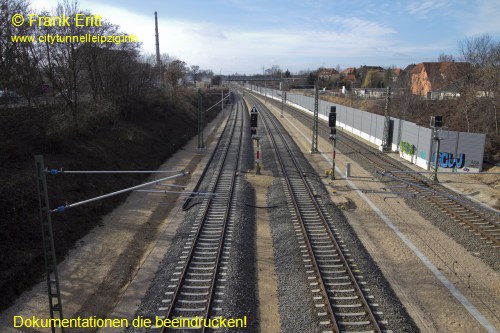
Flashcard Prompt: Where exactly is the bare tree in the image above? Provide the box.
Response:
[190,65,200,87]
[0,0,30,91]
[165,59,187,99]
[265,65,282,78]
[456,34,499,133]
[80,19,121,101]
[458,34,494,67]
[26,0,89,129]
[1,0,45,106]
[384,66,397,88]
[438,53,454,62]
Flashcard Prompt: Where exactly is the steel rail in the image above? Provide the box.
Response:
[379,171,500,246]
[201,98,244,330]
[249,94,382,333]
[161,97,243,332]
[257,91,500,247]
[182,103,235,211]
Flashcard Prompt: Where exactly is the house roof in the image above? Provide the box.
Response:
[319,68,339,76]
[403,64,416,72]
[411,62,470,90]
[410,62,469,75]
[392,68,401,76]
[341,67,356,75]
[359,65,384,70]
[344,74,356,81]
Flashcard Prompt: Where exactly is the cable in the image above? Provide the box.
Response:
[244,204,279,209]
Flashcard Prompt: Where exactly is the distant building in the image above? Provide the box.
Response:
[343,74,357,88]
[353,88,388,98]
[341,67,356,75]
[428,82,461,100]
[318,68,339,80]
[410,62,470,96]
[390,67,402,82]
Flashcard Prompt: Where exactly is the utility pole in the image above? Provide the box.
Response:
[35,155,65,333]
[264,80,267,103]
[197,90,204,149]
[381,86,392,152]
[221,84,224,116]
[280,81,284,118]
[311,82,319,153]
[154,11,162,87]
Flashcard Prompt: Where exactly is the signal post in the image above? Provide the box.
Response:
[430,115,443,182]
[250,106,260,175]
[329,106,337,180]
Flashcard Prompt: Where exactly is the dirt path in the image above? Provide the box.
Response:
[261,97,500,333]
[246,172,281,333]
[0,109,229,333]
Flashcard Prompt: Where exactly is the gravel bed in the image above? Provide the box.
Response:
[275,98,499,271]
[303,169,419,332]
[216,100,258,332]
[396,185,500,271]
[335,138,500,271]
[125,103,258,332]
[216,179,258,333]
[267,178,325,333]
[262,105,419,332]
[250,96,326,332]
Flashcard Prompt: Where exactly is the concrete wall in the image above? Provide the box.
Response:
[244,84,486,172]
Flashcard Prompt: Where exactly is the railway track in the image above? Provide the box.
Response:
[247,94,387,333]
[156,98,244,332]
[254,91,500,248]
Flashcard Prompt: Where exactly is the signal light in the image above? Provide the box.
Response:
[329,106,336,127]
[430,115,443,128]
[251,113,258,127]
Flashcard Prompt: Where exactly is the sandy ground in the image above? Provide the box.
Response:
[382,153,500,212]
[260,98,500,333]
[2,95,498,333]
[246,172,281,333]
[0,109,230,333]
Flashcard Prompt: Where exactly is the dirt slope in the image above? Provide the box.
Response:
[0,90,221,311]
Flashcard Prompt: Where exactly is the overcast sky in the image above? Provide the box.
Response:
[31,0,500,74]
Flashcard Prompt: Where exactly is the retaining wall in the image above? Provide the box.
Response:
[244,84,486,172]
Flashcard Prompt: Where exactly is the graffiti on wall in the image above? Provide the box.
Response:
[432,152,466,168]
[400,141,415,155]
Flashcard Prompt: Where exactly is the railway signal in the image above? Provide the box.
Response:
[328,107,336,128]
[250,106,260,174]
[430,115,443,128]
[329,106,337,180]
[250,112,258,127]
[430,115,443,182]
[250,106,258,137]
[380,86,392,152]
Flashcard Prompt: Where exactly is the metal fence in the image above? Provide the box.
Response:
[245,84,486,172]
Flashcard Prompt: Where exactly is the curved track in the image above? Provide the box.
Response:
[158,98,245,332]
[255,91,500,248]
[246,94,387,333]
